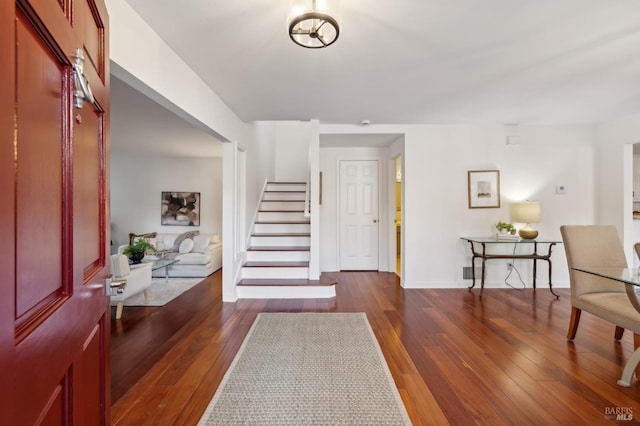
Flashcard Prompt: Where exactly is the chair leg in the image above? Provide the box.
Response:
[144,288,150,304]
[635,333,640,378]
[567,307,581,340]
[115,302,124,320]
[615,326,625,341]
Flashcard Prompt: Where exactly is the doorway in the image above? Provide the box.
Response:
[395,157,402,276]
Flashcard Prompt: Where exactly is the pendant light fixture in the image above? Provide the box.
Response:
[289,0,340,48]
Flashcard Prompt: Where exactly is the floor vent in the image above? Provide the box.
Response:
[462,266,481,280]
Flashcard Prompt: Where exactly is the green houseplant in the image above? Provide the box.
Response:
[122,238,156,263]
[495,221,516,234]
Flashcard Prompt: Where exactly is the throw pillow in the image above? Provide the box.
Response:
[192,235,211,253]
[179,238,195,254]
[171,230,200,251]
[129,231,157,246]
[212,234,221,244]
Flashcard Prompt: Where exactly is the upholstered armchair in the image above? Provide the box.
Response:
[560,225,640,351]
[110,254,152,319]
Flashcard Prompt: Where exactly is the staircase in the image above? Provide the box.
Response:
[236,181,336,299]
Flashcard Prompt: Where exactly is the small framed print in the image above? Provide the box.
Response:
[468,170,500,209]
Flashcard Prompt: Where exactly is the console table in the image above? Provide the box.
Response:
[461,237,561,298]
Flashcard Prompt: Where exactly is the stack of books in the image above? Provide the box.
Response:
[496,233,520,240]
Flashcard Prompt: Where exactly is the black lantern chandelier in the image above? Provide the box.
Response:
[289,0,340,48]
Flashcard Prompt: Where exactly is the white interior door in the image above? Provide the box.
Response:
[340,160,379,270]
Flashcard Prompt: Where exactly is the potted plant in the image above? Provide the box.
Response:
[123,238,156,263]
[495,221,516,235]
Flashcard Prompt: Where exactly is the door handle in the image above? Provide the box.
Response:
[107,277,127,296]
[373,219,378,223]
[72,48,96,109]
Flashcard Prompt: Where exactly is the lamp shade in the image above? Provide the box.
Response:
[511,201,541,224]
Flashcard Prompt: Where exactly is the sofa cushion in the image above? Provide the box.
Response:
[179,238,195,253]
[176,253,211,265]
[172,230,200,250]
[193,235,211,253]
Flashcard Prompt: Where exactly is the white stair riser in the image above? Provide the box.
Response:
[251,236,310,246]
[246,251,310,262]
[257,211,307,221]
[254,223,310,233]
[263,192,305,201]
[260,201,306,211]
[237,285,335,299]
[242,267,309,279]
[266,184,306,192]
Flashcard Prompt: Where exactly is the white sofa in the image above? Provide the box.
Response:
[110,254,152,319]
[119,232,222,278]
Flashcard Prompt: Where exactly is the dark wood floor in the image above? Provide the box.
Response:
[111,270,640,425]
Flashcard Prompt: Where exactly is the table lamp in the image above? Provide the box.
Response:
[511,201,541,239]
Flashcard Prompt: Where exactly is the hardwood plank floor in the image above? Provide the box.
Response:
[111,270,640,425]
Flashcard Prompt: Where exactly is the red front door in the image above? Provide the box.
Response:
[1,0,111,424]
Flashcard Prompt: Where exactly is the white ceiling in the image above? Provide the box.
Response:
[112,1,640,158]
[123,0,640,126]
[111,76,222,157]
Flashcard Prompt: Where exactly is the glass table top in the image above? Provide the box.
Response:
[146,259,179,271]
[572,267,640,288]
[461,236,562,244]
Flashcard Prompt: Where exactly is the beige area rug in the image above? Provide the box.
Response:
[115,277,202,306]
[198,313,412,425]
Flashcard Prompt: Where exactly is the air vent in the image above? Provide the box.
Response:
[462,266,481,280]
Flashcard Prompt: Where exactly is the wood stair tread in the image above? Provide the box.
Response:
[255,220,310,224]
[267,181,305,184]
[252,232,310,237]
[258,210,305,213]
[237,275,337,287]
[261,199,305,202]
[247,246,310,251]
[243,261,310,267]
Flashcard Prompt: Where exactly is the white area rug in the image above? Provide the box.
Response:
[119,277,202,306]
[198,313,412,425]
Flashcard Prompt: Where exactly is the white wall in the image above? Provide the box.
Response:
[320,123,596,290]
[111,154,222,246]
[596,112,640,265]
[274,121,312,182]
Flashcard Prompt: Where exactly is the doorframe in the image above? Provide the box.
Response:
[336,158,386,271]
[389,154,403,279]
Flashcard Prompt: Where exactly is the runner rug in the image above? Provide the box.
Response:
[198,312,412,425]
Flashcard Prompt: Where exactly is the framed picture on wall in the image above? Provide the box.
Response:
[468,170,500,208]
[161,192,200,226]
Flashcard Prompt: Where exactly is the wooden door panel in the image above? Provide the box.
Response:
[75,322,107,424]
[15,7,68,326]
[81,0,105,80]
[3,0,111,424]
[75,105,103,275]
[37,383,66,425]
[0,0,16,418]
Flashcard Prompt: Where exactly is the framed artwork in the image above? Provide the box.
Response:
[161,192,200,226]
[468,170,500,209]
